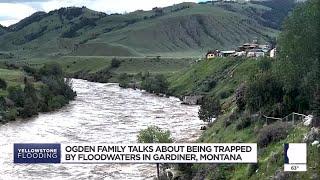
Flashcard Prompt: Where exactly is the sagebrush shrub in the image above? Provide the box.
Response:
[257,122,291,147]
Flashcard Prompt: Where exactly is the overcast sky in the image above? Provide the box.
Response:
[0,0,203,26]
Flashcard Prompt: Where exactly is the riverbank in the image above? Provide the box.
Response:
[2,53,319,179]
[168,56,319,179]
[0,63,76,123]
[0,79,202,179]
[70,56,319,180]
[0,56,197,121]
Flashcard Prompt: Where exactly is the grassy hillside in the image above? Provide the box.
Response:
[0,68,24,96]
[0,25,7,36]
[198,114,318,180]
[250,0,297,29]
[93,3,277,57]
[168,57,260,99]
[0,1,287,58]
[168,57,319,179]
[167,1,320,177]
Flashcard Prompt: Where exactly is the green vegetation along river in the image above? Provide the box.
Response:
[0,79,204,179]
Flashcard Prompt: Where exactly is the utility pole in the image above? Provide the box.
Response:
[157,163,160,179]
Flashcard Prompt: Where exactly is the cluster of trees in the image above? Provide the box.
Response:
[24,26,48,42]
[0,78,6,89]
[234,0,320,127]
[141,73,169,94]
[313,88,320,127]
[171,5,190,13]
[0,53,14,59]
[198,96,221,123]
[137,126,173,179]
[0,24,7,36]
[178,1,319,179]
[55,7,84,20]
[118,73,131,88]
[10,11,47,31]
[152,7,165,17]
[117,71,170,94]
[1,63,76,122]
[61,17,97,38]
[198,77,217,93]
[52,6,106,21]
[71,59,122,84]
[137,126,173,144]
[257,122,292,147]
[251,0,296,29]
[111,58,121,68]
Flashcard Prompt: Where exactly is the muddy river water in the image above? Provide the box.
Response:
[0,79,203,180]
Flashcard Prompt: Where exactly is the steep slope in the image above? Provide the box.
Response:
[0,7,107,57]
[0,25,7,36]
[0,1,291,58]
[168,57,319,179]
[168,58,258,97]
[94,3,277,56]
[250,0,297,29]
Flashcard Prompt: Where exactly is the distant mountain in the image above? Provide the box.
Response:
[0,1,297,57]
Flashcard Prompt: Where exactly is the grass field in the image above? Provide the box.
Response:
[0,68,24,85]
[0,68,24,96]
[25,56,197,75]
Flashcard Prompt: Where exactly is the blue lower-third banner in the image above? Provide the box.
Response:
[13,143,258,164]
[14,143,61,163]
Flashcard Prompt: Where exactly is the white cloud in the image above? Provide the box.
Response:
[0,3,36,26]
[0,19,19,27]
[0,0,199,26]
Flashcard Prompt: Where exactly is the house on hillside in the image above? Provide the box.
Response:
[236,40,272,58]
[238,42,259,52]
[206,50,221,59]
[221,50,236,57]
[270,48,277,58]
[234,51,246,57]
[205,40,274,59]
[247,49,265,58]
[206,49,236,59]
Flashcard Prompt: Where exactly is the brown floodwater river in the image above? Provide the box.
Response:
[0,79,203,180]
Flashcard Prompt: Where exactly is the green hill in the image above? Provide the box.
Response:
[167,56,319,179]
[168,57,258,97]
[250,0,297,29]
[0,1,293,58]
[167,0,320,178]
[0,25,6,36]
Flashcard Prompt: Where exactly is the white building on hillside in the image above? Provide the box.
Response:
[270,48,277,58]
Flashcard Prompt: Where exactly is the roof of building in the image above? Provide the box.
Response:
[221,50,235,54]
[249,49,264,53]
[206,50,220,55]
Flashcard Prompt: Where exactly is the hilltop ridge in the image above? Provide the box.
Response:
[0,1,296,58]
[0,25,6,36]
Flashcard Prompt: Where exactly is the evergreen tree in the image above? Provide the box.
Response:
[198,97,221,123]
[21,81,39,118]
[7,86,24,107]
[312,87,320,127]
[0,78,7,89]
